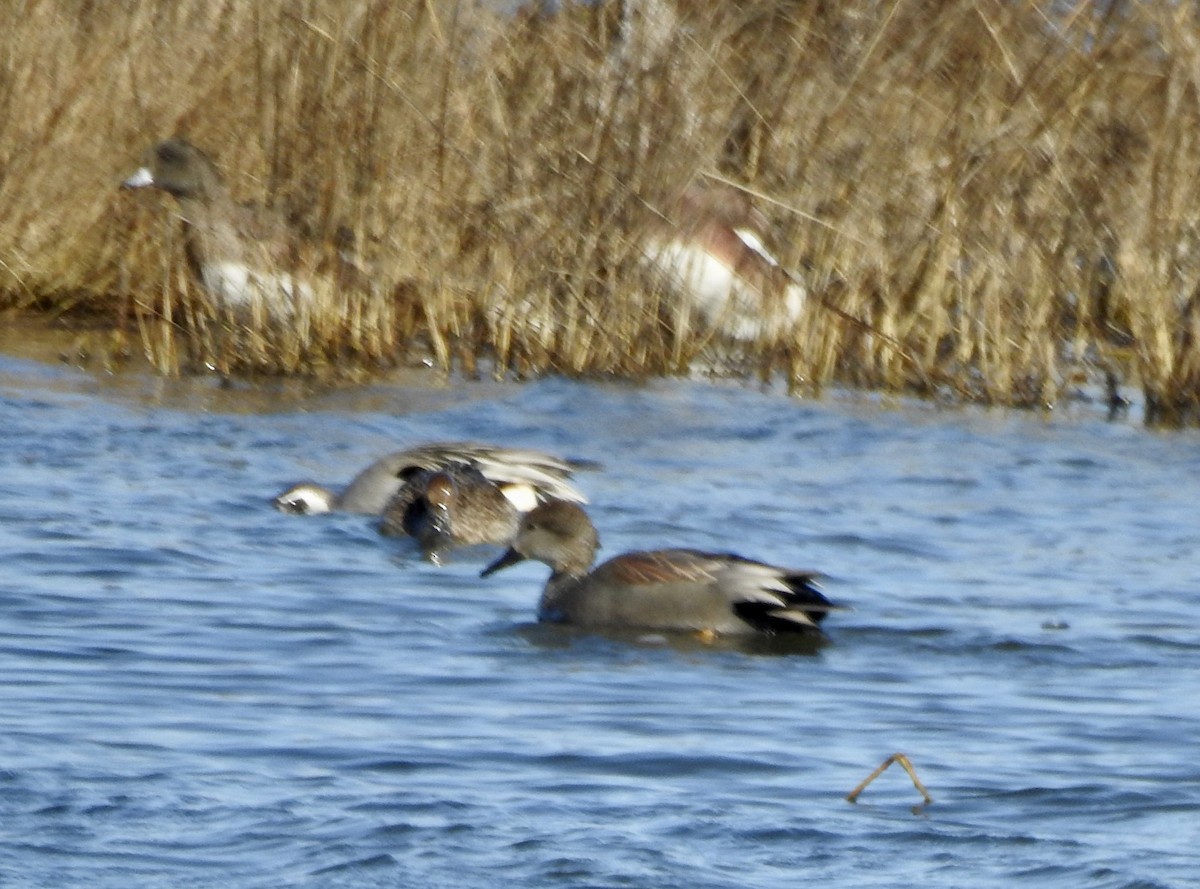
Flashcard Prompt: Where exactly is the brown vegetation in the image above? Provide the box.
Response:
[2,0,1200,422]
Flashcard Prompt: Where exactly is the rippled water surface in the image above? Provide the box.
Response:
[2,349,1198,889]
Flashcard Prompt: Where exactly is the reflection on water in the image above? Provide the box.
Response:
[507,620,832,658]
[1,342,1199,889]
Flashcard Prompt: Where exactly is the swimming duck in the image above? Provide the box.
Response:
[380,463,522,562]
[273,442,595,516]
[482,500,839,636]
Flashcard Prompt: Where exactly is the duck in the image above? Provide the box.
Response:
[380,464,521,562]
[121,138,314,317]
[642,180,807,342]
[273,442,596,517]
[481,500,840,636]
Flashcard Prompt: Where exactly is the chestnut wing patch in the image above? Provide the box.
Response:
[601,549,723,587]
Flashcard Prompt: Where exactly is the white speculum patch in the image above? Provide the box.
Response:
[499,484,541,514]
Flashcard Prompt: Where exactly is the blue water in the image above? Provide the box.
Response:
[1,349,1198,889]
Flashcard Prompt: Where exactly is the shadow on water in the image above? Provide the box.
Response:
[0,316,519,416]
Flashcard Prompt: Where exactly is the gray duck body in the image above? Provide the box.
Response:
[273,442,595,517]
[483,501,839,636]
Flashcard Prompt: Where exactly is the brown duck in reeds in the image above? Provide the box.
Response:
[121,138,316,317]
[482,500,840,637]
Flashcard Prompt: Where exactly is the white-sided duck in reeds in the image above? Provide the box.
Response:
[643,180,808,342]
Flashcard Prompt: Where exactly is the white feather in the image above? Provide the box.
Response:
[733,228,780,266]
[499,483,541,513]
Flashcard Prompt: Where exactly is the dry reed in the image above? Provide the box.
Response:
[2,0,1200,423]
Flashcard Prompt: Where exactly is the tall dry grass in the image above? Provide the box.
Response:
[2,0,1200,422]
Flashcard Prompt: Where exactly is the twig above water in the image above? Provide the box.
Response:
[846,752,933,812]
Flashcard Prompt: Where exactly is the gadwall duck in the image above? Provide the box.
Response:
[273,442,596,516]
[121,138,313,316]
[643,180,807,341]
[482,501,840,636]
[380,464,521,562]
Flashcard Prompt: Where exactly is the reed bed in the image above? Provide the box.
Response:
[2,0,1200,422]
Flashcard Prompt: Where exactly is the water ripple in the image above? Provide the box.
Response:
[1,364,1198,888]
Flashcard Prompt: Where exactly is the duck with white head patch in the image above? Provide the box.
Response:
[273,442,597,517]
[122,138,315,319]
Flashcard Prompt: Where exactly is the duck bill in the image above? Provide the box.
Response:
[272,495,304,515]
[481,547,527,577]
[121,167,155,189]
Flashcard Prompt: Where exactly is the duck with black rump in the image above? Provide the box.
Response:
[482,500,841,638]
